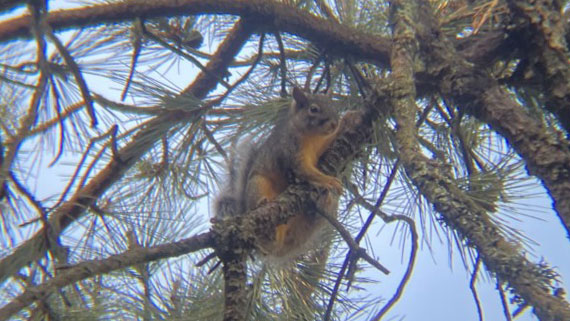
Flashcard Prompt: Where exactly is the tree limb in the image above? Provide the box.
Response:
[0,232,213,321]
[0,0,391,65]
[391,2,570,320]
[419,3,570,239]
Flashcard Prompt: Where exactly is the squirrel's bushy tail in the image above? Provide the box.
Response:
[214,137,256,217]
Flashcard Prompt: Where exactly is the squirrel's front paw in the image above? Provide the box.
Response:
[320,176,343,194]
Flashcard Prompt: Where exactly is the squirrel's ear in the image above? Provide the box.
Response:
[292,87,309,108]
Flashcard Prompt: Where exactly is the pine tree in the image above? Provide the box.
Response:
[0,0,569,320]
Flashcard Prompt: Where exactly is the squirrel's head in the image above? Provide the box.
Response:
[290,87,339,136]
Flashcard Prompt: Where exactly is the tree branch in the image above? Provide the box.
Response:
[0,232,213,321]
[0,0,391,65]
[419,3,570,239]
[0,19,253,285]
[391,2,570,320]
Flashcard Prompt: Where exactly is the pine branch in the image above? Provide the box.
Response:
[390,2,570,321]
[0,0,391,65]
[0,0,531,104]
[0,19,254,285]
[0,232,213,321]
[316,208,390,275]
[418,2,570,239]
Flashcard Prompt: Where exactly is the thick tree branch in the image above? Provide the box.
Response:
[397,3,570,320]
[378,2,421,319]
[506,0,570,133]
[0,232,213,321]
[220,253,247,321]
[479,86,570,235]
[0,0,24,13]
[0,19,253,285]
[411,67,570,321]
[418,4,570,239]
[2,0,559,99]
[0,0,391,65]
[0,0,532,100]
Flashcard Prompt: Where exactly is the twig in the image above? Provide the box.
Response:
[434,100,478,177]
[195,252,217,267]
[470,255,484,321]
[345,60,370,98]
[27,2,48,73]
[274,31,287,97]
[202,123,228,162]
[372,214,418,320]
[50,125,119,213]
[345,160,400,289]
[2,72,48,191]
[121,19,143,101]
[316,207,389,275]
[9,171,45,219]
[314,57,329,93]
[40,6,97,127]
[5,100,85,145]
[93,93,163,115]
[47,75,66,167]
[497,280,513,321]
[512,303,529,318]
[304,52,323,90]
[202,32,265,109]
[314,0,339,22]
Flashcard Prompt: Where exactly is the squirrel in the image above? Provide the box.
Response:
[215,87,347,261]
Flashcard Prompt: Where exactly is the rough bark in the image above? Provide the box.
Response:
[221,254,248,321]
[506,0,570,134]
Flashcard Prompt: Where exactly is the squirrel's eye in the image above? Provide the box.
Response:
[309,105,320,114]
